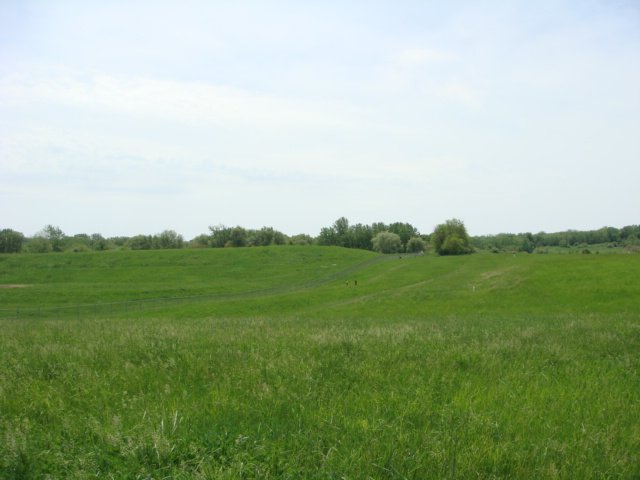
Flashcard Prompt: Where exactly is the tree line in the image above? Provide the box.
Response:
[1,220,637,255]
[472,225,640,253]
[0,219,446,255]
[315,217,428,253]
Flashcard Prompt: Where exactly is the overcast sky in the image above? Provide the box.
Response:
[1,0,638,239]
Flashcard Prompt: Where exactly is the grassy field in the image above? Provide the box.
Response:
[1,247,639,478]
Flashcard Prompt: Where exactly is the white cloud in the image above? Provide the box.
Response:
[439,81,484,107]
[0,73,368,131]
[0,72,395,186]
[395,47,454,66]
[1,1,639,237]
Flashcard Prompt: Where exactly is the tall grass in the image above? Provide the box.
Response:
[1,248,638,478]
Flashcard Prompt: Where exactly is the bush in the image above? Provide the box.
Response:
[153,230,184,249]
[68,243,91,253]
[128,235,153,250]
[25,236,51,253]
[432,219,472,255]
[442,234,468,255]
[372,231,402,254]
[289,234,314,246]
[250,227,287,246]
[190,234,211,248]
[405,236,426,253]
[91,234,109,251]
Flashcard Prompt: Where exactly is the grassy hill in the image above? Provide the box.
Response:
[1,247,639,478]
[2,247,637,318]
[0,246,376,311]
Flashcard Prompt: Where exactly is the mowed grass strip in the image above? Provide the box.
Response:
[0,248,639,478]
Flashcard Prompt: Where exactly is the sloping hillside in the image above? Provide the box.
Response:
[1,248,639,478]
[1,248,638,320]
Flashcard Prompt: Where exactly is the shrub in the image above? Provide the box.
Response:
[68,243,91,253]
[432,219,472,255]
[25,236,51,253]
[153,230,184,249]
[372,231,402,254]
[128,235,153,250]
[190,234,211,248]
[289,234,314,246]
[405,236,426,253]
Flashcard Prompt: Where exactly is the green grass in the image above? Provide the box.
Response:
[0,246,377,309]
[1,247,639,478]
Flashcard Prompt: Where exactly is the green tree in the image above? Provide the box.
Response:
[227,226,247,247]
[209,224,231,248]
[317,225,339,246]
[388,222,418,249]
[0,229,25,253]
[371,222,388,236]
[40,225,65,252]
[405,236,426,253]
[109,236,129,248]
[251,227,287,246]
[153,230,184,249]
[128,235,152,250]
[289,234,314,245]
[333,217,350,246]
[441,234,467,255]
[317,217,353,247]
[90,233,108,251]
[350,223,373,250]
[190,234,211,248]
[25,236,51,253]
[372,231,402,254]
[520,234,534,253]
[432,219,472,255]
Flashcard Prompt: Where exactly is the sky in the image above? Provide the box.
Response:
[1,0,638,239]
